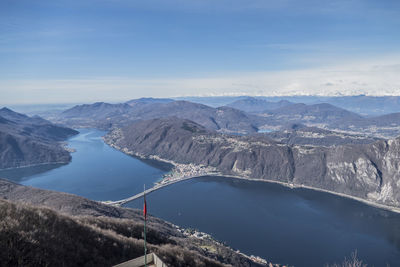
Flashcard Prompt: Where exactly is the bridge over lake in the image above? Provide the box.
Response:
[101,175,200,206]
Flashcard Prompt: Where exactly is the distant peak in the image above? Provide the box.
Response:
[0,107,13,112]
[92,102,106,106]
[126,97,174,104]
[0,107,26,117]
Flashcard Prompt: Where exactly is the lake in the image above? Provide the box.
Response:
[0,129,169,201]
[1,129,400,266]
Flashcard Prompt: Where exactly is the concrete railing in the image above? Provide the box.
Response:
[113,253,167,267]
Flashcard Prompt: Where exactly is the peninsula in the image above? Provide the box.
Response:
[104,117,400,211]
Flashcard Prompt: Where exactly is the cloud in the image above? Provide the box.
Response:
[1,55,399,105]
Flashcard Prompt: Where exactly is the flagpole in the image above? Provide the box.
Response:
[144,184,147,267]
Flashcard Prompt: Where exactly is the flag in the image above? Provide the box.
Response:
[143,185,148,266]
[143,197,147,219]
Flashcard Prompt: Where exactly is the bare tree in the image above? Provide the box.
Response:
[325,251,368,267]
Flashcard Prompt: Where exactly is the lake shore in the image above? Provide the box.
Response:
[105,137,400,215]
[209,174,400,214]
[148,171,400,215]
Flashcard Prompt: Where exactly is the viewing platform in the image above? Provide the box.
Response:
[113,253,166,267]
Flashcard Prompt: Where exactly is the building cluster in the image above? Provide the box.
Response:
[157,163,217,186]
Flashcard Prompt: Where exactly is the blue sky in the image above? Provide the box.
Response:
[1,0,400,104]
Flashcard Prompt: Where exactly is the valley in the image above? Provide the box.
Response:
[2,96,400,266]
[2,128,400,266]
[3,2,399,265]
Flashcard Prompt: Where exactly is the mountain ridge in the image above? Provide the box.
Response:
[226,97,293,113]
[53,98,400,138]
[56,100,262,133]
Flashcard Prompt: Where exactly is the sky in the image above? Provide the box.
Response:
[1,0,400,104]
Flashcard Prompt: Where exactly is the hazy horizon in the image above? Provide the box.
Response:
[5,93,400,107]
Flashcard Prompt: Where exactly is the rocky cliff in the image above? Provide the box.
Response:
[104,117,400,209]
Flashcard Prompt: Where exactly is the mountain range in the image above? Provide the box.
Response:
[225,99,400,137]
[182,95,400,116]
[51,98,400,138]
[56,100,261,134]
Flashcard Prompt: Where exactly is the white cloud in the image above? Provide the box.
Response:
[1,55,400,105]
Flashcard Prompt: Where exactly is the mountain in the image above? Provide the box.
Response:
[174,95,400,115]
[105,117,400,209]
[263,103,364,125]
[57,102,133,129]
[56,100,261,134]
[60,102,132,119]
[261,124,380,146]
[0,108,78,169]
[194,95,400,116]
[366,112,400,126]
[53,99,400,138]
[317,95,400,116]
[0,107,49,125]
[251,102,400,136]
[325,110,400,138]
[184,95,400,116]
[281,103,400,138]
[226,97,293,113]
[0,179,270,267]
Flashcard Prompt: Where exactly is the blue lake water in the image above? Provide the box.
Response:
[126,177,400,266]
[1,129,400,266]
[0,129,169,201]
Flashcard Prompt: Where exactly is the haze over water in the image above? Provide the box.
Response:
[1,129,400,266]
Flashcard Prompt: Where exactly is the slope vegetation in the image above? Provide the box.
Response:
[0,179,271,267]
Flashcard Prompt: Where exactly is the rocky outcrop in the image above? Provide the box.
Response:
[105,117,400,209]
